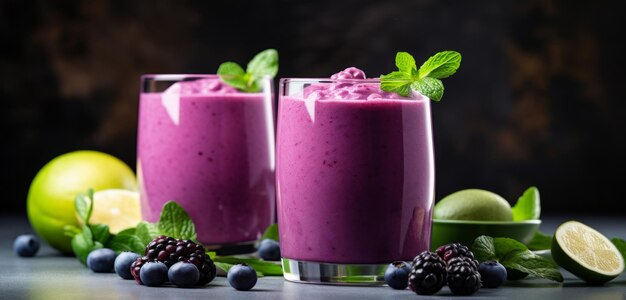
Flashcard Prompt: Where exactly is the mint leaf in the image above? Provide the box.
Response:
[527,231,553,251]
[90,224,111,245]
[158,201,197,241]
[136,221,160,245]
[493,237,529,258]
[217,62,247,90]
[395,52,416,73]
[512,187,541,221]
[108,227,145,254]
[75,189,94,224]
[218,49,279,93]
[381,51,461,100]
[417,51,462,79]
[611,238,626,262]
[261,223,279,241]
[247,49,279,79]
[501,250,563,282]
[71,224,102,264]
[411,77,444,101]
[471,235,563,282]
[380,71,412,97]
[213,256,283,276]
[471,235,497,262]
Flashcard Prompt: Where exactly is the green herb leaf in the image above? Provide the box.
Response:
[247,49,279,79]
[417,50,462,79]
[217,62,247,90]
[512,187,541,221]
[71,224,102,264]
[157,201,197,241]
[213,256,283,276]
[380,51,461,100]
[395,52,417,73]
[218,49,279,93]
[611,238,626,261]
[261,223,279,241]
[471,235,497,262]
[107,227,145,254]
[136,221,160,245]
[64,225,81,238]
[527,231,553,251]
[75,189,94,224]
[411,77,444,101]
[471,235,563,282]
[501,250,563,282]
[380,71,412,97]
[90,224,111,245]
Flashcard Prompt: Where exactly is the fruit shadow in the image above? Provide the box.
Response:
[503,281,561,288]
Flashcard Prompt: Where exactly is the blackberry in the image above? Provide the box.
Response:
[408,251,447,295]
[435,243,475,263]
[446,256,482,295]
[130,235,216,286]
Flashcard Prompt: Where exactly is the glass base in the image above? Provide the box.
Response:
[281,258,388,286]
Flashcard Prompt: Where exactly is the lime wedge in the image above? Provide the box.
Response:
[87,189,141,234]
[552,221,624,284]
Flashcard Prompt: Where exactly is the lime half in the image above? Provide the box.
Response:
[87,189,141,234]
[552,221,624,284]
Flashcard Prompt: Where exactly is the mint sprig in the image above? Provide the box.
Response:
[380,51,461,101]
[66,194,284,276]
[217,49,278,92]
[471,235,563,282]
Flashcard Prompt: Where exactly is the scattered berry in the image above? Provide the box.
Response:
[258,239,281,261]
[114,252,141,279]
[87,248,117,273]
[408,251,447,295]
[436,243,475,263]
[168,262,200,288]
[384,261,411,289]
[140,262,168,287]
[478,260,507,288]
[227,263,257,291]
[446,256,482,295]
[14,234,40,257]
[130,235,216,286]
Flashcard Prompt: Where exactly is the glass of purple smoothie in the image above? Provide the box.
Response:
[137,74,275,252]
[276,68,435,284]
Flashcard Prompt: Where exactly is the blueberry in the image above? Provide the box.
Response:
[14,234,40,257]
[258,239,281,261]
[227,263,257,291]
[168,262,200,288]
[114,252,141,279]
[478,260,507,288]
[140,262,169,287]
[384,261,411,289]
[87,248,117,273]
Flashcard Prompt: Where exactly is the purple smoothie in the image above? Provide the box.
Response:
[277,68,434,263]
[138,75,274,245]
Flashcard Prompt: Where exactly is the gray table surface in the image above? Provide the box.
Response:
[1,214,625,300]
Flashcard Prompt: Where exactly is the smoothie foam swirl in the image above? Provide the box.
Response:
[304,67,408,101]
[166,78,239,95]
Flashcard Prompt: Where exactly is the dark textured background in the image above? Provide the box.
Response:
[1,0,625,214]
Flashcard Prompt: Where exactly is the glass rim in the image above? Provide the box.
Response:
[279,78,381,84]
[141,74,274,81]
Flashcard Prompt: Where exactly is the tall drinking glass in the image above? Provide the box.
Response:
[276,74,434,284]
[138,75,275,251]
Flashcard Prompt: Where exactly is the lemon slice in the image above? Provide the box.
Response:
[552,221,624,284]
[88,189,141,234]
